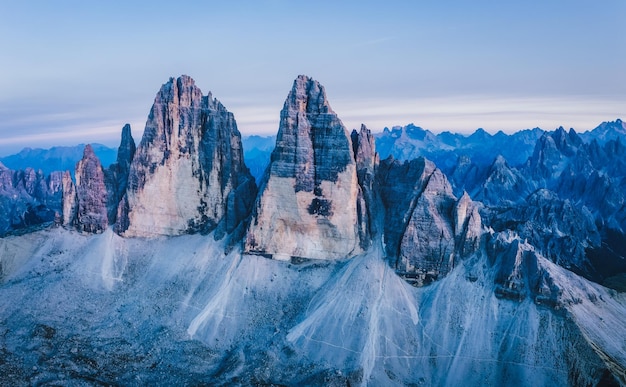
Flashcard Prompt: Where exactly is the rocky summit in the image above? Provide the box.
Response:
[245,75,363,260]
[104,123,136,224]
[378,157,483,285]
[62,144,108,233]
[116,75,256,238]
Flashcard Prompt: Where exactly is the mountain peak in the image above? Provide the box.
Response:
[117,76,255,238]
[581,118,626,144]
[284,75,334,115]
[71,144,108,233]
[82,143,95,158]
[245,76,361,260]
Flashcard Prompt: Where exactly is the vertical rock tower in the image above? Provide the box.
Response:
[62,144,109,233]
[116,75,256,237]
[245,75,362,260]
[104,124,136,224]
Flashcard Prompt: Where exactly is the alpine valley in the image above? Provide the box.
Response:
[1,75,625,386]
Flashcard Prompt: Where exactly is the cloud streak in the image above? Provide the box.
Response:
[1,93,622,156]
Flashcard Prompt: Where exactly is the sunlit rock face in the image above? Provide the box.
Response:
[116,75,256,238]
[245,75,362,260]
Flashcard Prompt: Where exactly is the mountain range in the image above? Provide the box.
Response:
[0,75,624,386]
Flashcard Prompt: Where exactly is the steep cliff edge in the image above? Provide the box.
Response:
[244,75,363,260]
[116,75,256,238]
[62,144,108,233]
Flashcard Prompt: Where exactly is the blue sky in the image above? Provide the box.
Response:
[0,0,624,155]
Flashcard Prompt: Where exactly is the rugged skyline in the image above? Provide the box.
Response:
[1,74,625,385]
[1,1,625,155]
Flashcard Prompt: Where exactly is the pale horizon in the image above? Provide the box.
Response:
[1,1,624,155]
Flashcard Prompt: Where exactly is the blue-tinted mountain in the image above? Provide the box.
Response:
[241,135,276,183]
[0,143,117,177]
[580,118,626,144]
[0,76,625,386]
[447,126,626,286]
[375,123,545,171]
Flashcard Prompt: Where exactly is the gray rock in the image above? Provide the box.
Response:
[74,144,108,233]
[397,168,457,284]
[476,155,531,206]
[379,157,483,285]
[351,124,380,249]
[245,75,362,260]
[104,124,136,223]
[116,75,255,238]
[0,165,63,235]
[487,189,600,274]
[454,191,482,257]
[61,171,77,227]
[488,232,561,306]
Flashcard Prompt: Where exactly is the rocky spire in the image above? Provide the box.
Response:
[378,156,437,260]
[62,171,77,227]
[352,124,378,174]
[105,124,136,223]
[396,168,457,283]
[244,75,362,260]
[351,124,380,248]
[379,157,483,285]
[74,144,108,233]
[115,124,136,187]
[115,75,256,238]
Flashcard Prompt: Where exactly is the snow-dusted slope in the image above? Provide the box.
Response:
[1,228,624,385]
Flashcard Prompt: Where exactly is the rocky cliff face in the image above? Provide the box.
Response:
[378,157,483,284]
[488,232,561,306]
[116,75,256,238]
[396,168,458,281]
[0,164,63,235]
[351,125,380,249]
[245,75,362,260]
[61,171,77,228]
[104,124,136,224]
[73,144,108,233]
[488,189,601,274]
[378,157,437,262]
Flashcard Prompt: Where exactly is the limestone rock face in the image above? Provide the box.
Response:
[351,124,380,249]
[245,75,362,260]
[104,124,136,224]
[352,124,378,173]
[488,232,561,306]
[0,166,63,234]
[454,191,483,256]
[397,168,457,280]
[61,171,77,227]
[379,157,483,285]
[477,155,530,206]
[116,75,255,238]
[74,145,108,233]
[378,157,437,261]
